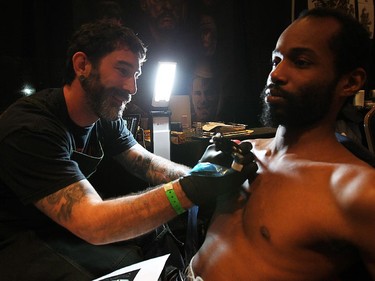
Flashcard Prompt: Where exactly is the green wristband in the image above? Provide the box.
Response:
[164,183,186,215]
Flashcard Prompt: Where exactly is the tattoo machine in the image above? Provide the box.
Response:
[210,133,253,172]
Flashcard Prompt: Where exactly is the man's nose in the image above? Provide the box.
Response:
[123,77,137,95]
[269,61,287,85]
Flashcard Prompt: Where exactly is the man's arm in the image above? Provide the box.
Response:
[337,166,375,279]
[34,178,192,245]
[34,141,255,246]
[114,142,191,184]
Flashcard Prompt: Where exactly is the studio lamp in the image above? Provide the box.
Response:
[151,61,177,160]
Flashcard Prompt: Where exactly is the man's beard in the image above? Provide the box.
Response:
[80,69,131,121]
[260,79,337,129]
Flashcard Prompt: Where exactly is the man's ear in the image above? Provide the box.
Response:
[341,67,367,97]
[72,52,92,78]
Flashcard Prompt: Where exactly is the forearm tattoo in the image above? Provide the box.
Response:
[129,154,152,178]
[122,147,188,184]
[148,157,186,183]
[43,183,85,223]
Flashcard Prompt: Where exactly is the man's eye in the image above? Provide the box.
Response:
[271,58,280,68]
[294,59,311,68]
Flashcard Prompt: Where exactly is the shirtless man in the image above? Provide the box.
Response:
[190,8,375,281]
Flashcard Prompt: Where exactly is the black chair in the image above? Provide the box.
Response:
[123,114,141,137]
[336,132,375,167]
[364,106,375,154]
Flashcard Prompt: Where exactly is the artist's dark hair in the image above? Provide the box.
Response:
[63,18,147,85]
[298,8,372,76]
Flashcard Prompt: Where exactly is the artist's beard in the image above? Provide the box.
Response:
[80,69,131,121]
[260,79,337,129]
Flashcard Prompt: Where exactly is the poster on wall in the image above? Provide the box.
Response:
[307,0,356,17]
[293,0,374,38]
[358,0,374,38]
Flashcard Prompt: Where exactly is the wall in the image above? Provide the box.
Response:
[0,0,291,126]
[231,0,292,126]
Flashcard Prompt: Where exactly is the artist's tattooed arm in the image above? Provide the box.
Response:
[114,143,190,184]
[34,180,101,226]
[34,177,194,244]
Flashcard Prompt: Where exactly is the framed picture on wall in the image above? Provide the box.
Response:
[292,0,374,38]
[307,0,356,17]
[358,0,374,38]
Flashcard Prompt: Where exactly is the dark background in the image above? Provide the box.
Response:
[1,0,373,127]
[0,0,292,127]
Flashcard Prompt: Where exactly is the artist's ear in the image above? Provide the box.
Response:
[72,52,92,79]
[341,67,367,98]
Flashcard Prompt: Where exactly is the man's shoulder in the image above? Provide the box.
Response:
[96,117,128,138]
[1,88,65,120]
[330,162,375,211]
[0,88,70,141]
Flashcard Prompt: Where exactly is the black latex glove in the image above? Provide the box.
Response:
[198,143,233,168]
[199,134,256,171]
[179,160,258,206]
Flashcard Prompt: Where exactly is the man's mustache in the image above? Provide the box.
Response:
[265,84,290,98]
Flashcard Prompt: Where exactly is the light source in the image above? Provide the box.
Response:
[152,62,177,107]
[151,61,177,160]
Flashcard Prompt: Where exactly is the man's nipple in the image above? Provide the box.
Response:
[260,226,271,241]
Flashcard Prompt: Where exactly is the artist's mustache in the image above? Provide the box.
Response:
[111,88,132,103]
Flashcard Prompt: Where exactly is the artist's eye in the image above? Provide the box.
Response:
[116,67,129,77]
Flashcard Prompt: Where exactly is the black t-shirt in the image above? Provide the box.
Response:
[0,88,137,243]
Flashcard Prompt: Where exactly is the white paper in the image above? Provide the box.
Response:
[202,122,246,132]
[93,254,170,281]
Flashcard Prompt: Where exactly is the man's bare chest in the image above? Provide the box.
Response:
[240,161,354,253]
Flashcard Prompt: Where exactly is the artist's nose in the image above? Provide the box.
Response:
[123,76,137,95]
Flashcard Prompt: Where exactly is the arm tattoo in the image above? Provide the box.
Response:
[45,183,85,223]
[148,157,185,183]
[120,145,188,184]
[128,153,179,182]
[129,154,152,178]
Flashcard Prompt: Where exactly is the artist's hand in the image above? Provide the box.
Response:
[199,135,256,171]
[179,160,257,206]
[198,143,233,167]
[235,141,258,183]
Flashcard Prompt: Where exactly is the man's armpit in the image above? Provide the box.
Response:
[34,182,86,224]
